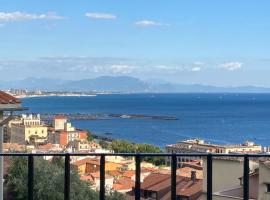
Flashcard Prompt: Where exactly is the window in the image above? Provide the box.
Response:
[266,184,270,192]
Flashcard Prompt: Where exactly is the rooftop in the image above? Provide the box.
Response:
[139,173,202,199]
[0,91,21,104]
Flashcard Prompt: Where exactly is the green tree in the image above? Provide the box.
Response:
[5,156,126,200]
[87,130,94,142]
[109,140,165,166]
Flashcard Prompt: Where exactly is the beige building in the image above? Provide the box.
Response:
[258,161,270,200]
[166,139,262,167]
[10,114,48,144]
[202,157,262,200]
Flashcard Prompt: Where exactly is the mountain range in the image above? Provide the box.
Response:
[1,76,270,93]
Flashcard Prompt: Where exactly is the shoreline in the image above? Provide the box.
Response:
[16,94,97,98]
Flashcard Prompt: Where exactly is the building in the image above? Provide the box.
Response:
[202,157,259,199]
[71,157,97,174]
[112,177,134,193]
[166,139,262,167]
[258,161,270,200]
[128,173,202,200]
[48,115,88,147]
[10,114,48,144]
[53,115,68,131]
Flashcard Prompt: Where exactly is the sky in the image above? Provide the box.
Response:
[1,0,270,86]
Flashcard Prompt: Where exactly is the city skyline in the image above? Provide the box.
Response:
[1,0,270,87]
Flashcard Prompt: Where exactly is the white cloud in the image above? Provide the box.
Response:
[110,65,134,74]
[220,62,243,71]
[85,12,116,20]
[0,12,64,22]
[191,67,201,72]
[193,61,204,66]
[135,20,170,27]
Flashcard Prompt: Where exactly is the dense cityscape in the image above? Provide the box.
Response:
[1,90,270,199]
[2,1,270,199]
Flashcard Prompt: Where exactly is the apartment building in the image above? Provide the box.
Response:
[10,114,48,144]
[48,115,87,147]
[166,139,262,167]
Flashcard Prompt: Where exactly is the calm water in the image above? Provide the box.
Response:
[22,93,270,148]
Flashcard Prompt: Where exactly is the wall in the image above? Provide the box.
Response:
[258,162,270,200]
[202,158,258,194]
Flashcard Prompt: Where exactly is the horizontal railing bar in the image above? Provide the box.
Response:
[1,153,270,157]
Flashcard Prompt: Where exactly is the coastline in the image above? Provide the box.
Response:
[16,94,97,98]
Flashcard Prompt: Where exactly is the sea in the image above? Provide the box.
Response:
[21,93,270,148]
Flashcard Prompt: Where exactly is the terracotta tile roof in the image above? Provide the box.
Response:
[161,179,203,200]
[108,170,122,177]
[80,175,94,182]
[90,172,113,179]
[140,173,202,198]
[113,177,134,191]
[182,161,203,170]
[176,167,203,180]
[0,91,21,104]
[123,170,135,178]
[38,143,53,151]
[72,158,100,167]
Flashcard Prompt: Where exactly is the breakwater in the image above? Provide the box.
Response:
[32,113,178,121]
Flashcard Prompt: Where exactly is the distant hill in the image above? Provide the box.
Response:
[1,76,270,93]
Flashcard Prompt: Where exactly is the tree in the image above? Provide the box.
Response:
[5,156,126,200]
[109,140,165,166]
[87,130,94,142]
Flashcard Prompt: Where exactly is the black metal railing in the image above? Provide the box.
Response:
[2,152,270,200]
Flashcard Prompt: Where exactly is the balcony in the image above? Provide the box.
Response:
[2,152,269,200]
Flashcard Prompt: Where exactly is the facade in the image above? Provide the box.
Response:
[258,161,270,200]
[72,157,98,174]
[202,157,259,200]
[10,114,47,144]
[48,116,88,147]
[53,115,68,131]
[166,139,262,167]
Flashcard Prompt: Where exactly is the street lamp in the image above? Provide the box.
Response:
[0,91,28,200]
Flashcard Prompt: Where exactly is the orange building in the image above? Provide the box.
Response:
[59,130,87,146]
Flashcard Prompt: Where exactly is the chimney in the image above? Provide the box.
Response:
[191,170,196,183]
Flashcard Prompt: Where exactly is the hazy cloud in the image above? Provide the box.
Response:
[135,20,170,27]
[220,62,243,71]
[110,65,134,74]
[0,12,64,22]
[191,67,201,72]
[85,12,116,20]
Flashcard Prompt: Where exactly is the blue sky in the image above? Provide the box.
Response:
[1,0,270,86]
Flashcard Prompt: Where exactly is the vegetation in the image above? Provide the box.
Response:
[87,130,95,142]
[110,140,165,166]
[5,156,126,200]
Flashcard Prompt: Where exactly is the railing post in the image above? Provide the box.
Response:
[28,155,34,200]
[64,154,70,200]
[243,155,249,200]
[171,154,177,200]
[207,154,212,200]
[99,154,105,200]
[135,154,141,200]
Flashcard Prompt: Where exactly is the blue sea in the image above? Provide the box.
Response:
[21,93,270,148]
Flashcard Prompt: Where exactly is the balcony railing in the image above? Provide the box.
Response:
[2,152,270,200]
